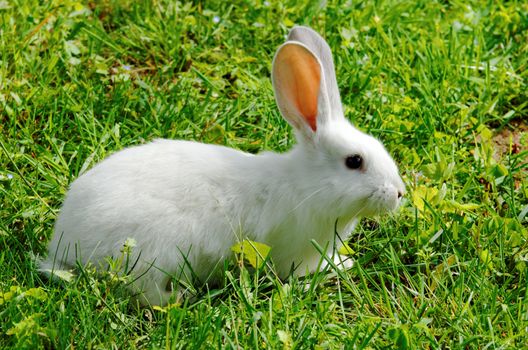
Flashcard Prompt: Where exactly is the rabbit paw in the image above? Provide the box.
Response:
[333,254,354,270]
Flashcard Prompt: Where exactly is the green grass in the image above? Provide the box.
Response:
[1,0,528,348]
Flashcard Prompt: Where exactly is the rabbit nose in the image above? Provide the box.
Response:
[397,191,403,199]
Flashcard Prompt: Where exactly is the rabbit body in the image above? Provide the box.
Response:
[41,27,405,305]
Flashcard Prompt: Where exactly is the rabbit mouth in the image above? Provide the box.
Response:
[338,187,400,221]
[366,186,402,214]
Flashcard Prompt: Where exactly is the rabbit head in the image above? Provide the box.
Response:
[272,26,405,222]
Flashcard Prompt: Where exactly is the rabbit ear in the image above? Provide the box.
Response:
[272,42,328,139]
[286,26,344,120]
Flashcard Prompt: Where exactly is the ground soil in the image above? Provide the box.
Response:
[492,120,528,161]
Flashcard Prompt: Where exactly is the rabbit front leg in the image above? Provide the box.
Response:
[325,218,357,271]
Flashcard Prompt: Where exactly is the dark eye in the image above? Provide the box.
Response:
[345,155,363,170]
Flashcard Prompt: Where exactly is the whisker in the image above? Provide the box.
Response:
[288,187,325,214]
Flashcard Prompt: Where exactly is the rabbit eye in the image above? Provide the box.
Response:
[345,155,363,170]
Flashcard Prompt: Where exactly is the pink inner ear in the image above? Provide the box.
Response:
[276,45,321,131]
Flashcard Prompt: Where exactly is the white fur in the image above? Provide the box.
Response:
[40,27,405,306]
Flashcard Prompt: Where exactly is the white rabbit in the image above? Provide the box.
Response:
[40,26,405,306]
